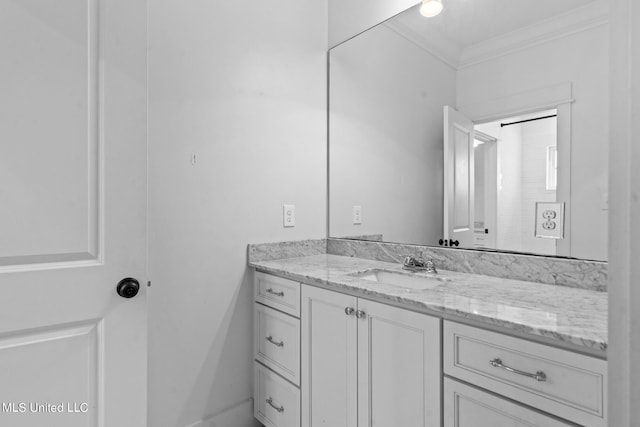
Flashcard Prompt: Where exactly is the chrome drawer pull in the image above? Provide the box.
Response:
[489,358,547,382]
[265,335,284,347]
[266,397,284,413]
[266,288,284,297]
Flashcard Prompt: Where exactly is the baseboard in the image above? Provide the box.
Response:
[185,398,260,427]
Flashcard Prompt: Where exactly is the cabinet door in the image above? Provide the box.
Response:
[301,285,358,427]
[357,300,441,427]
[444,378,572,427]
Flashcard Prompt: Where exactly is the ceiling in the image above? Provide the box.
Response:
[393,0,602,50]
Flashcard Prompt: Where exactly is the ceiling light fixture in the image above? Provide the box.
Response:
[420,0,443,17]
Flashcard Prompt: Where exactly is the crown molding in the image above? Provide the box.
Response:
[458,1,609,69]
[384,1,609,72]
[383,20,460,69]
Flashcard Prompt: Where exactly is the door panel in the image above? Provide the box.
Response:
[0,0,147,425]
[357,300,441,427]
[0,322,99,427]
[0,0,100,266]
[301,285,358,427]
[444,106,475,247]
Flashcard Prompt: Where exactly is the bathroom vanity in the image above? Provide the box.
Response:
[251,1,612,424]
[250,252,607,427]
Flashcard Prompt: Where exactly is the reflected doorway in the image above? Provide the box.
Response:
[474,109,558,255]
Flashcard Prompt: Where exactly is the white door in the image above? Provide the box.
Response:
[444,106,475,247]
[357,300,441,427]
[301,285,358,427]
[0,1,147,426]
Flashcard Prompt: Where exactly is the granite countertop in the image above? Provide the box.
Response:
[249,254,607,356]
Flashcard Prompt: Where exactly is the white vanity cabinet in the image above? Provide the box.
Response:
[253,272,301,427]
[443,321,607,427]
[444,377,573,426]
[253,270,606,427]
[301,284,441,427]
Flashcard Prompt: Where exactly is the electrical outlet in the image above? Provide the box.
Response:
[535,202,564,239]
[353,205,362,225]
[283,204,295,227]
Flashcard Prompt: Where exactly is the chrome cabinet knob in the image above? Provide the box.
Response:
[345,307,355,316]
[355,310,366,319]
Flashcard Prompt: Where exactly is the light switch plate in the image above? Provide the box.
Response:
[534,202,564,239]
[353,205,362,225]
[283,204,295,227]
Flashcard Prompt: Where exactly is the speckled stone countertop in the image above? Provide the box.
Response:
[249,254,607,356]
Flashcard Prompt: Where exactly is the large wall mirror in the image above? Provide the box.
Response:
[329,0,609,261]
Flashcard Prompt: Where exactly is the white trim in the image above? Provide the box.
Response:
[0,258,104,274]
[546,145,558,191]
[458,1,609,69]
[458,82,572,124]
[474,130,497,144]
[184,398,257,427]
[383,20,459,69]
[607,0,640,424]
[555,103,572,257]
[380,1,608,72]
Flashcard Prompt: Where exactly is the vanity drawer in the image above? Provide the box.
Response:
[255,271,300,317]
[254,362,300,427]
[444,377,573,426]
[444,321,606,427]
[254,303,300,385]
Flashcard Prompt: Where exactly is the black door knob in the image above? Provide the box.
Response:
[117,278,140,299]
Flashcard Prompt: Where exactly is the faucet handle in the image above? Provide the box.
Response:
[424,258,437,273]
[402,255,415,265]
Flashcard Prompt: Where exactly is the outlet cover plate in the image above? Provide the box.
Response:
[353,205,362,225]
[534,202,564,239]
[283,204,295,227]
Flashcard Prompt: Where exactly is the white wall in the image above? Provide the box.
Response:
[329,24,456,245]
[329,0,417,47]
[457,24,609,260]
[148,1,327,426]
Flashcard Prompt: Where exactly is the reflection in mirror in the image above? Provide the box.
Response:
[329,0,609,261]
[469,109,559,256]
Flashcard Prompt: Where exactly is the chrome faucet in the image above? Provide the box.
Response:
[402,254,437,273]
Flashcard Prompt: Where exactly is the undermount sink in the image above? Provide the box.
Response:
[350,269,448,290]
